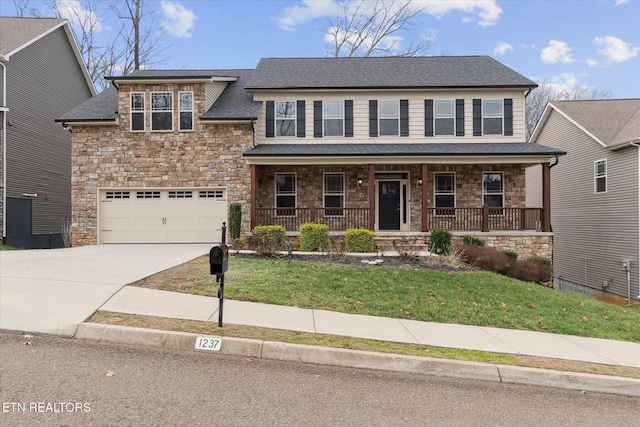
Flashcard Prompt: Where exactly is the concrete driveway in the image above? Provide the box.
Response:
[0,244,211,336]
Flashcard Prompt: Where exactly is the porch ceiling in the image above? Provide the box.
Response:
[243,142,566,165]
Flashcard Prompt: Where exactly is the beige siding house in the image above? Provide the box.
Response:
[58,56,564,257]
[527,99,640,303]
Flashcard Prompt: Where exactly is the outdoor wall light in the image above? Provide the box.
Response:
[357,178,364,187]
[417,179,423,186]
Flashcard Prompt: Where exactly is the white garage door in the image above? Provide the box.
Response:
[99,188,227,243]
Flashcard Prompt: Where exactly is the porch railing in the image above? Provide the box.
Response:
[255,207,369,231]
[427,207,543,232]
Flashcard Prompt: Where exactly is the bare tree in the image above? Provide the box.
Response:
[326,0,433,57]
[526,82,613,140]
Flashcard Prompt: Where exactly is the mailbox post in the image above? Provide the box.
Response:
[209,222,229,327]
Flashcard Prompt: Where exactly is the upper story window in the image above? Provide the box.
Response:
[473,99,513,137]
[276,101,296,136]
[435,100,455,135]
[483,100,503,135]
[130,92,145,131]
[594,159,607,193]
[323,101,344,136]
[151,92,173,131]
[483,172,504,212]
[434,172,455,216]
[179,91,193,131]
[379,101,399,136]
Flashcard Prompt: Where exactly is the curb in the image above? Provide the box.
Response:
[75,323,640,397]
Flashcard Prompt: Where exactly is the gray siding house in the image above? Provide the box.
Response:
[0,17,95,248]
[527,99,640,303]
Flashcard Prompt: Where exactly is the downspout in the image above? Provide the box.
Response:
[1,56,7,241]
[631,141,640,299]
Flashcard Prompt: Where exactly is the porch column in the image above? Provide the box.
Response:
[368,164,375,230]
[542,161,551,232]
[250,164,257,230]
[421,163,429,232]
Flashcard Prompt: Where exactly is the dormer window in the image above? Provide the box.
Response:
[151,92,173,131]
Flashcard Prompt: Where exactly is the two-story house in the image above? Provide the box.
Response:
[1,17,95,248]
[57,56,563,257]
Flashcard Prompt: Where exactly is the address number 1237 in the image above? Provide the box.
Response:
[195,337,222,351]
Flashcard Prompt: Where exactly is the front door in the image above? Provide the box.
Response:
[378,181,401,230]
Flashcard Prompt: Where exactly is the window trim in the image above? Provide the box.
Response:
[323,172,345,216]
[434,100,455,136]
[275,101,297,137]
[275,173,297,216]
[482,100,503,135]
[434,172,456,216]
[323,101,344,137]
[594,159,607,194]
[178,91,194,132]
[151,91,174,132]
[379,100,399,136]
[130,92,145,132]
[482,171,504,214]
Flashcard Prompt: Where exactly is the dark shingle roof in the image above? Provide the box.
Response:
[243,143,565,158]
[200,70,262,121]
[246,56,537,90]
[56,85,118,123]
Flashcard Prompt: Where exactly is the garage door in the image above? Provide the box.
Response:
[99,188,227,243]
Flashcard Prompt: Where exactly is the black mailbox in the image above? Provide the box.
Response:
[210,243,229,275]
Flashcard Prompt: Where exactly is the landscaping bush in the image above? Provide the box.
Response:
[299,223,329,252]
[460,244,510,274]
[228,202,242,239]
[528,255,552,266]
[392,236,418,259]
[250,225,286,257]
[345,228,376,253]
[502,249,518,260]
[507,259,552,284]
[462,235,485,247]
[428,229,452,254]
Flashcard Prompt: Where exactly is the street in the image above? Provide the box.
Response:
[1,332,638,426]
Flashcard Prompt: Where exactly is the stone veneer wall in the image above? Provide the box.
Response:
[70,81,253,246]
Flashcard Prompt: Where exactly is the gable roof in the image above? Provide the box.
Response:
[0,16,96,95]
[56,85,118,123]
[531,99,640,149]
[246,56,537,90]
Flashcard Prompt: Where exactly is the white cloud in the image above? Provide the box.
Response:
[615,0,631,5]
[54,0,102,32]
[161,0,197,38]
[277,0,341,31]
[493,42,513,56]
[587,59,599,67]
[541,40,575,64]
[594,35,639,63]
[425,0,502,27]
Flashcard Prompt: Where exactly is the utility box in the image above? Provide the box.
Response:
[210,243,229,276]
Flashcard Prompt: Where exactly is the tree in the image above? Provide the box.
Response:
[526,81,613,140]
[326,0,433,57]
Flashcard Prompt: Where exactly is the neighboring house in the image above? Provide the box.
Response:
[527,99,640,303]
[0,17,95,248]
[58,56,564,258]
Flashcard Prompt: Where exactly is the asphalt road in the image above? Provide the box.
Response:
[1,332,638,426]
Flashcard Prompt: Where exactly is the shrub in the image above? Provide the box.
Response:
[228,202,242,239]
[428,229,452,254]
[460,244,510,274]
[250,225,286,257]
[299,223,329,252]
[503,250,518,260]
[528,255,552,266]
[345,228,376,253]
[392,236,418,259]
[462,235,485,247]
[507,260,552,283]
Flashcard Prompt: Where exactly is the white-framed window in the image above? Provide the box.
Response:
[324,101,344,136]
[483,100,503,135]
[434,172,455,216]
[435,100,454,136]
[178,91,193,131]
[151,92,173,131]
[324,173,344,216]
[276,101,296,136]
[379,100,399,136]
[275,173,296,216]
[594,159,607,193]
[130,92,145,131]
[483,172,504,213]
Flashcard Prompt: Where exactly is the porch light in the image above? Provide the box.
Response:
[417,179,423,186]
[357,178,364,187]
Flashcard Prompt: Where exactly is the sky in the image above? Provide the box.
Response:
[2,0,639,97]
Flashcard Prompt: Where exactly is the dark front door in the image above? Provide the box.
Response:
[378,181,401,230]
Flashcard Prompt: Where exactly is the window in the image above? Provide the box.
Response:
[483,100,503,135]
[151,92,173,131]
[136,191,161,199]
[130,92,145,131]
[324,173,344,216]
[276,101,296,136]
[179,91,193,131]
[434,173,455,216]
[168,191,193,199]
[483,172,504,213]
[106,191,130,199]
[199,190,225,199]
[323,101,343,136]
[595,159,607,193]
[275,173,296,216]
[379,101,399,136]
[435,100,455,135]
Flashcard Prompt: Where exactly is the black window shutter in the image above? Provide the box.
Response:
[455,99,465,136]
[424,99,434,137]
[296,100,305,137]
[369,100,378,137]
[473,99,482,136]
[266,101,274,138]
[313,101,322,137]
[504,98,513,136]
[345,100,353,137]
[400,99,409,137]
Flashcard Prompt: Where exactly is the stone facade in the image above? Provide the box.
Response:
[70,81,253,246]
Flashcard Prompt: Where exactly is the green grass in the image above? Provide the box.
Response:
[137,255,640,343]
[0,244,20,251]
